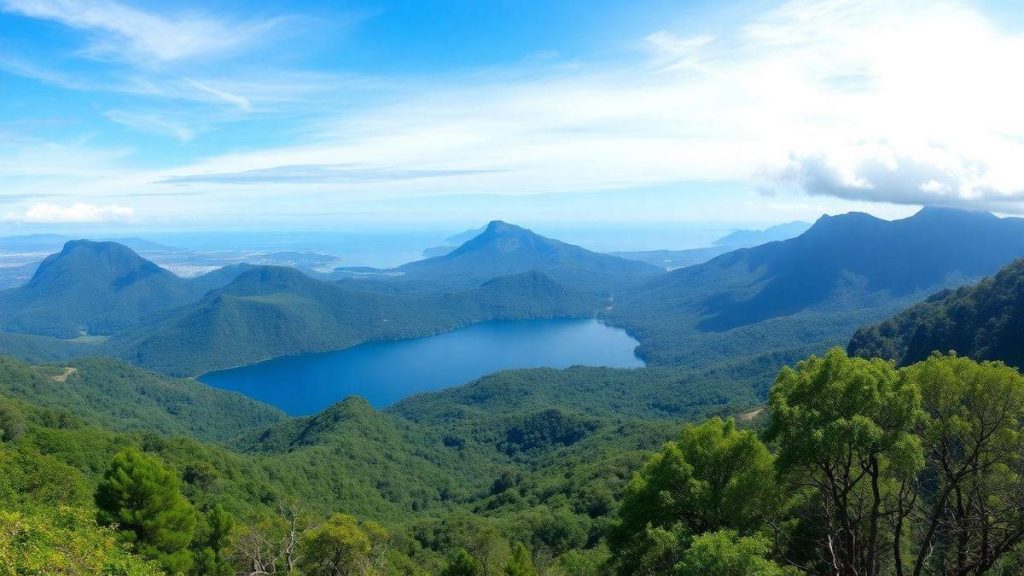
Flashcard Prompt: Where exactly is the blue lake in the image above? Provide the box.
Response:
[200,318,644,415]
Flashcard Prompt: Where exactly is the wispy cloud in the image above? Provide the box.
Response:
[105,110,195,141]
[159,164,501,185]
[0,0,285,64]
[3,0,1024,226]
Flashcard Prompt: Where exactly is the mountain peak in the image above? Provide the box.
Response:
[911,206,997,222]
[482,220,526,236]
[30,240,168,287]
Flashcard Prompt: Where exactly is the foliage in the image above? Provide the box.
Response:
[96,448,197,573]
[609,417,777,574]
[0,506,163,575]
[442,549,483,576]
[767,348,923,576]
[0,400,24,443]
[298,513,390,576]
[503,542,537,576]
[900,354,1024,574]
[677,530,794,576]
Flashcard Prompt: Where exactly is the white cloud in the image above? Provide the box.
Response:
[10,202,134,223]
[4,0,1024,225]
[0,0,282,64]
[105,110,195,141]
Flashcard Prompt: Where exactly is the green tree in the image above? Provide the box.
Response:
[767,348,923,576]
[299,513,389,576]
[609,417,777,574]
[95,447,197,574]
[900,354,1024,575]
[676,530,795,576]
[193,504,234,576]
[0,400,24,443]
[504,543,537,576]
[442,549,483,576]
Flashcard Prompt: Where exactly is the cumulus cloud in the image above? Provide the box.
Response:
[10,202,134,223]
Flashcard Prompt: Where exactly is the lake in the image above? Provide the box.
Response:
[200,318,644,414]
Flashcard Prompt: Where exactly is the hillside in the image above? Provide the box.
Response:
[120,266,598,375]
[848,259,1024,368]
[610,207,1024,367]
[0,355,283,441]
[342,220,662,293]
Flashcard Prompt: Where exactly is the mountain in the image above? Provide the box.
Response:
[713,221,811,247]
[612,221,811,270]
[120,266,597,375]
[848,259,1024,368]
[610,207,1024,366]
[0,240,201,338]
[393,221,662,293]
[0,242,263,339]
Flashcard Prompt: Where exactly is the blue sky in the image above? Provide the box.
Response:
[1,0,1023,231]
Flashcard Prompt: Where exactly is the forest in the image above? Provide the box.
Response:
[5,347,1024,575]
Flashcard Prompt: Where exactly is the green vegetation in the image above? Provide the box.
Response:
[96,448,198,573]
[4,342,1024,574]
[0,356,283,442]
[608,349,1024,575]
[849,259,1024,368]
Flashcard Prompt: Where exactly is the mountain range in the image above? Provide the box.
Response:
[610,207,1024,366]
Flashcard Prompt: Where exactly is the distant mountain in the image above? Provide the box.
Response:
[0,241,252,338]
[446,225,488,245]
[121,266,597,375]
[848,259,1024,368]
[611,207,1024,366]
[394,220,662,293]
[420,225,492,258]
[609,246,734,270]
[0,240,200,338]
[612,221,811,270]
[713,221,811,247]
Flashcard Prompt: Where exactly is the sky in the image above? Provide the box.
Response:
[2,0,1024,232]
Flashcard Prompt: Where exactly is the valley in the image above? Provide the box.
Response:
[4,207,1024,574]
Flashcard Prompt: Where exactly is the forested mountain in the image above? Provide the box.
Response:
[342,220,662,293]
[0,241,247,338]
[120,266,598,375]
[610,207,1024,366]
[0,241,200,337]
[848,258,1024,368]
